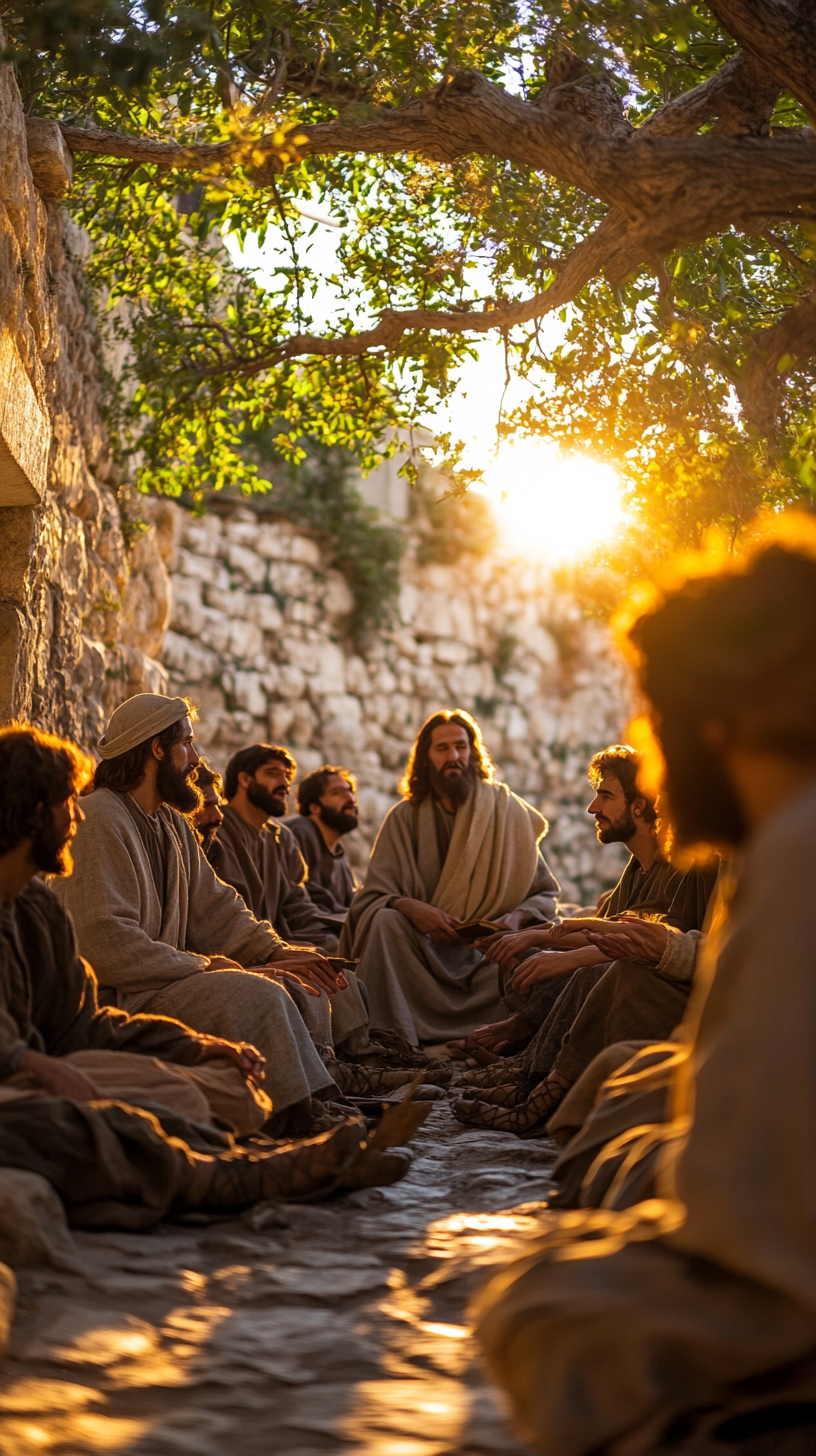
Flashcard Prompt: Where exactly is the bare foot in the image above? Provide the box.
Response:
[447,1013,533,1059]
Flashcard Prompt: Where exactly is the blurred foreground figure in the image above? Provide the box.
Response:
[476,520,816,1455]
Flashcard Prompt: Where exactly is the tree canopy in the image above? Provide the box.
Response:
[4,1,816,553]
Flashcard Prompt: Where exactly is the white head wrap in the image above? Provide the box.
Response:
[99,694,190,760]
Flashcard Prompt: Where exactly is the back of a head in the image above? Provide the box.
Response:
[628,532,816,758]
[623,518,816,846]
[0,725,93,856]
[224,744,296,801]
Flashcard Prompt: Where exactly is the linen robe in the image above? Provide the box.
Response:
[476,780,816,1455]
[285,815,358,916]
[211,806,368,1051]
[54,789,336,1113]
[0,878,267,1140]
[342,782,559,1044]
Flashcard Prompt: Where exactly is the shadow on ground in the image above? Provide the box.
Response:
[0,1104,557,1455]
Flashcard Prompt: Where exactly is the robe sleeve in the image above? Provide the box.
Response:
[180,817,284,966]
[655,927,703,985]
[274,826,336,949]
[516,851,560,922]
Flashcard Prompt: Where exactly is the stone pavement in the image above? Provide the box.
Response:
[0,1104,558,1456]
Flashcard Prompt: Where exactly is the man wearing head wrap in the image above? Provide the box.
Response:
[53,694,352,1131]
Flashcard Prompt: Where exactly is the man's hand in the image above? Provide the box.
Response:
[584,917,670,966]
[19,1049,104,1102]
[475,926,556,969]
[393,898,463,943]
[194,1036,266,1081]
[265,946,346,996]
[511,948,595,994]
[549,917,609,940]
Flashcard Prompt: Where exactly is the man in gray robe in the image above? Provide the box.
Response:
[55,694,347,1130]
[287,765,360,918]
[341,710,559,1046]
[211,744,368,1052]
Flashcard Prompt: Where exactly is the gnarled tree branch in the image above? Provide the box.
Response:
[708,0,816,124]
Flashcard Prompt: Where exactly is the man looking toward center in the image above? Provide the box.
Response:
[212,744,369,1054]
[55,695,353,1134]
[287,765,360,920]
[341,710,559,1046]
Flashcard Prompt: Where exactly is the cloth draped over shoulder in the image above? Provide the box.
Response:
[53,788,282,1011]
[343,780,551,958]
[476,781,816,1456]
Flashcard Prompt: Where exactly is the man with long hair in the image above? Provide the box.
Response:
[54,694,359,1134]
[0,725,411,1218]
[476,518,816,1455]
[341,709,559,1045]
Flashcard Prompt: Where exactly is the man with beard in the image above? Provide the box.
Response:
[0,724,413,1210]
[475,518,816,1456]
[286,766,360,920]
[210,744,370,1054]
[192,759,224,854]
[452,747,716,1134]
[54,694,362,1132]
[340,710,559,1046]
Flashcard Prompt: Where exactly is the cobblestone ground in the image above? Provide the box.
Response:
[0,1104,557,1455]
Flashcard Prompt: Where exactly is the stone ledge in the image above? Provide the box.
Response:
[0,328,51,506]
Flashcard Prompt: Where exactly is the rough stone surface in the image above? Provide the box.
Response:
[0,41,167,746]
[0,1104,556,1455]
[0,1172,81,1274]
[156,501,632,902]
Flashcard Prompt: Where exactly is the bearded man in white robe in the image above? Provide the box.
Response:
[341,710,559,1046]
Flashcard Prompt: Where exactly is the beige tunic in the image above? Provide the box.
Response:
[476,780,816,1454]
[54,789,335,1113]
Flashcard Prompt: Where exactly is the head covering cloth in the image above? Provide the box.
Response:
[98,694,190,760]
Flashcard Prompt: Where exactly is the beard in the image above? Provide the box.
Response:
[200,823,220,853]
[157,757,203,815]
[429,760,476,805]
[317,804,358,835]
[659,719,748,851]
[594,806,637,845]
[247,779,288,818]
[33,818,74,877]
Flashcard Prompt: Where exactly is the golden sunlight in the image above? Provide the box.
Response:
[475,438,627,563]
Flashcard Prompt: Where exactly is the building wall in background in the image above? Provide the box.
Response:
[153,500,632,902]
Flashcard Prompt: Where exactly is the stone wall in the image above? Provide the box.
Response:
[154,499,633,902]
[0,41,168,745]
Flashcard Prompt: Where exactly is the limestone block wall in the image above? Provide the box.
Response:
[0,40,168,745]
[155,500,633,902]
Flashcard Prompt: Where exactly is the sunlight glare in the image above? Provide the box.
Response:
[475,438,626,563]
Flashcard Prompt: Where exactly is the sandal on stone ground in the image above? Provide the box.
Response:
[199,1118,368,1208]
[450,1076,568,1136]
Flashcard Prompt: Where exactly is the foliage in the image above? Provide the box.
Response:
[3,1,815,562]
[235,432,402,647]
[412,477,495,565]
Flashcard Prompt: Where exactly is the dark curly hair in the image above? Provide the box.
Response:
[93,707,195,795]
[297,765,356,816]
[399,709,495,803]
[224,744,296,801]
[587,744,657,823]
[0,725,94,855]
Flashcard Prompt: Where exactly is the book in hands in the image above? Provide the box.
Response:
[455,919,508,943]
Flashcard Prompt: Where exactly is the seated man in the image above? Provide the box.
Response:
[53,694,383,1133]
[0,725,270,1142]
[209,744,368,1053]
[476,519,816,1456]
[286,764,360,920]
[456,744,699,1058]
[341,709,559,1046]
[0,724,410,1207]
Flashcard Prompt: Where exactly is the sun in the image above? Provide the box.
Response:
[474,438,627,563]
